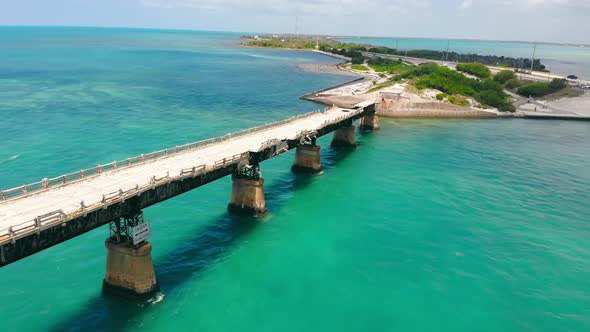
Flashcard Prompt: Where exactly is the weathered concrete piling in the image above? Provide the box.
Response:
[227,165,267,217]
[331,125,356,147]
[359,114,380,131]
[292,144,322,174]
[103,238,159,297]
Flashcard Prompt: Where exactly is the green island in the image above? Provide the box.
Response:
[246,37,547,71]
[245,36,574,112]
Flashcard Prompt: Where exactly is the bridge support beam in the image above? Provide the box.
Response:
[103,212,158,298]
[359,114,380,131]
[228,164,267,217]
[292,142,322,174]
[331,125,356,148]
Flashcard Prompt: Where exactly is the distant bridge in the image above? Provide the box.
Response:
[0,102,379,297]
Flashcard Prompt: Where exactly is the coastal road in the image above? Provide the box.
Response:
[362,51,590,85]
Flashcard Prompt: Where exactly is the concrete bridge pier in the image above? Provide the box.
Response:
[331,121,356,148]
[359,114,380,131]
[228,164,267,217]
[103,212,158,298]
[292,139,322,174]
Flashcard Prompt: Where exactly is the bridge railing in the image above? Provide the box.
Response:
[319,108,364,128]
[0,106,367,243]
[0,110,324,202]
[0,151,251,244]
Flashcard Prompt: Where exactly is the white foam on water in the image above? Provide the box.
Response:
[149,292,166,305]
[1,155,20,164]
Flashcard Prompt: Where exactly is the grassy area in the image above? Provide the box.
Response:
[395,63,515,111]
[351,65,368,71]
[367,58,411,73]
[367,81,395,93]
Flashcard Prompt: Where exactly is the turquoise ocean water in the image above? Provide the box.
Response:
[338,37,590,79]
[1,27,590,331]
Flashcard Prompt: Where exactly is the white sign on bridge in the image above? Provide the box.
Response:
[132,222,151,246]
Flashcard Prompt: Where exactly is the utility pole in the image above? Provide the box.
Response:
[443,40,450,65]
[295,16,299,36]
[530,42,537,73]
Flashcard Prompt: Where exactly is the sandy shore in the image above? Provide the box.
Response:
[547,91,590,116]
[297,63,361,77]
[518,91,590,117]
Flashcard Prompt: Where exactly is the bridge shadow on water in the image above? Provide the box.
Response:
[48,146,357,332]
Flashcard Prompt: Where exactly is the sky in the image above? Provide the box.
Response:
[1,0,589,44]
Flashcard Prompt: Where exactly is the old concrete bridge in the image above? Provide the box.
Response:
[0,102,379,297]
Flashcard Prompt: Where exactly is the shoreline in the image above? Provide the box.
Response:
[297,63,362,77]
[244,42,590,121]
[239,44,351,61]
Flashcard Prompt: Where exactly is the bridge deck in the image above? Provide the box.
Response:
[0,107,363,242]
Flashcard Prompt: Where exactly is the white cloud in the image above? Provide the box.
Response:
[459,0,473,9]
[141,0,432,17]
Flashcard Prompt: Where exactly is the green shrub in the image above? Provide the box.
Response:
[436,93,447,100]
[516,78,567,97]
[505,78,522,90]
[351,55,365,65]
[517,83,550,97]
[456,63,492,79]
[549,78,567,90]
[397,63,513,111]
[448,95,469,107]
[494,70,517,84]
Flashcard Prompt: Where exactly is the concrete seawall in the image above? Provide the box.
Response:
[377,99,499,118]
[378,110,498,118]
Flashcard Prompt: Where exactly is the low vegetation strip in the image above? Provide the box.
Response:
[351,65,368,71]
[456,63,492,79]
[516,79,568,97]
[367,58,410,73]
[366,46,547,71]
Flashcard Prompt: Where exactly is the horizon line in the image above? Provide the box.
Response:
[1,24,588,48]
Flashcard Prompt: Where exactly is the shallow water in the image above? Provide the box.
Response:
[1,28,590,332]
